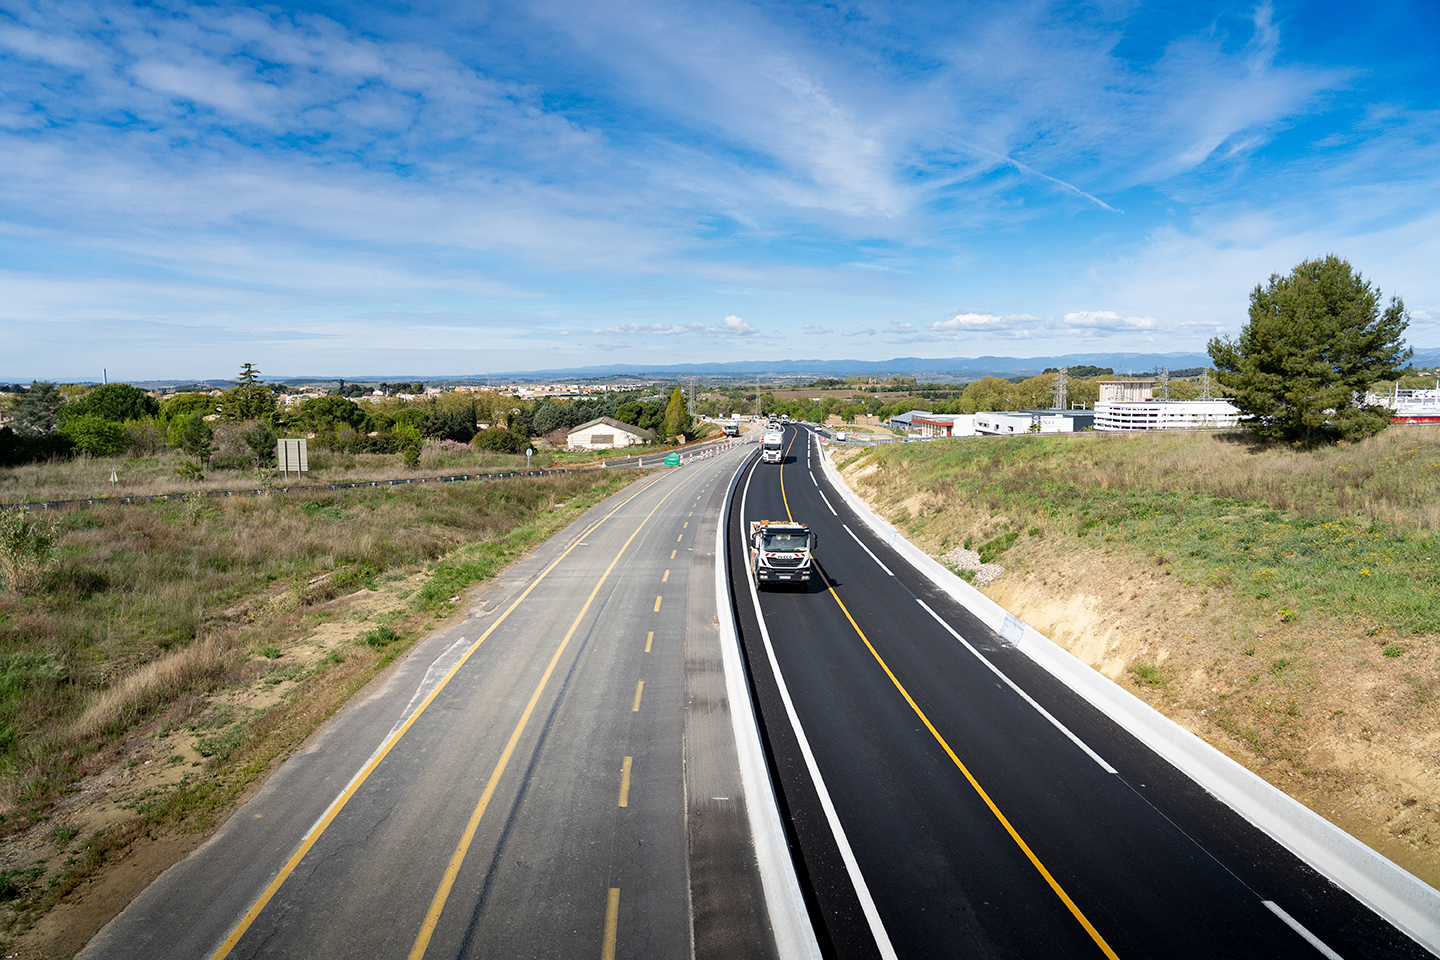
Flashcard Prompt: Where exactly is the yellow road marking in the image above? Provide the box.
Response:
[618,756,633,807]
[779,434,796,521]
[601,888,620,960]
[632,680,644,712]
[820,573,1120,960]
[683,521,688,528]
[403,482,684,960]
[653,595,662,612]
[670,549,676,559]
[677,534,683,542]
[645,631,653,652]
[206,472,670,960]
[662,569,670,582]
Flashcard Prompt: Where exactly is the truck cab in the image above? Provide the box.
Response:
[749,520,816,586]
[761,430,784,463]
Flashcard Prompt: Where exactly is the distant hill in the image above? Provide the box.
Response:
[85,347,1440,388]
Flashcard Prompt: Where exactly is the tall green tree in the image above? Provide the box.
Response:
[1208,255,1411,445]
[228,363,277,421]
[11,381,65,436]
[661,387,692,440]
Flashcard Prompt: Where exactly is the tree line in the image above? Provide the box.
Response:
[0,367,696,472]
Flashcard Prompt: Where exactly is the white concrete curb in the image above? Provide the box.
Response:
[715,450,823,960]
[817,442,1440,955]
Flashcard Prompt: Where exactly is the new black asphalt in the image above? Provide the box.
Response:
[729,423,1428,959]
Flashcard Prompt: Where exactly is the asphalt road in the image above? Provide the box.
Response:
[729,423,1430,960]
[80,440,774,960]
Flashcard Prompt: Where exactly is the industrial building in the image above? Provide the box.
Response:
[973,410,1094,435]
[1093,380,1240,432]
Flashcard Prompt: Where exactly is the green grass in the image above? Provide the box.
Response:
[838,428,1440,636]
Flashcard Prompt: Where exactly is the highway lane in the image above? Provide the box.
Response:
[80,440,772,960]
[729,423,1429,959]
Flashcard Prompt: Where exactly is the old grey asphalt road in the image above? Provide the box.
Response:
[79,440,775,960]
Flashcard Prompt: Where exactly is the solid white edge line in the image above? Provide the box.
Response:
[715,451,823,960]
[741,461,900,960]
[840,523,894,576]
[1263,901,1347,960]
[816,489,837,516]
[915,599,1116,774]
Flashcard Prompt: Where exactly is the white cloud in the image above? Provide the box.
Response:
[721,314,760,336]
[802,323,834,335]
[931,312,1043,334]
[1060,311,1159,332]
[840,327,876,337]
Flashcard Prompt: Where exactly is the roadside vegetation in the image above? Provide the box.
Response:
[834,425,1440,882]
[0,372,710,504]
[0,467,632,941]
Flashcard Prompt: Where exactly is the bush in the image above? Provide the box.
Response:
[473,426,527,454]
[123,417,169,457]
[239,420,279,467]
[59,383,159,424]
[60,414,128,457]
[335,434,400,454]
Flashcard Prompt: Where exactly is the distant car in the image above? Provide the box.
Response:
[835,431,847,441]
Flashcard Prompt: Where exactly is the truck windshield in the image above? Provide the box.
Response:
[763,439,782,449]
[762,533,809,552]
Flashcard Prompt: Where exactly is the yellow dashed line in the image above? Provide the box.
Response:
[645,631,653,653]
[632,680,644,712]
[601,888,620,960]
[654,596,662,612]
[618,756,633,807]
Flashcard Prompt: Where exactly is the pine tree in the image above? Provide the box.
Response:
[1208,256,1410,445]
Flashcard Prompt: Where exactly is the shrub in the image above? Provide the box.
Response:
[361,625,399,648]
[0,508,58,594]
[59,414,128,457]
[473,426,527,454]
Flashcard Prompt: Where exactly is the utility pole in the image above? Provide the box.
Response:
[1200,369,1213,400]
[1052,367,1068,410]
[1158,366,1170,401]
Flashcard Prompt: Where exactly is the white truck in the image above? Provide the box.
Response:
[761,430,784,464]
[748,520,817,586]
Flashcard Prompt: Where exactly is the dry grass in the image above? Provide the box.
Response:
[71,640,231,743]
[0,468,629,834]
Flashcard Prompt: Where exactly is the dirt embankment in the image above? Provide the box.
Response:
[837,452,1440,890]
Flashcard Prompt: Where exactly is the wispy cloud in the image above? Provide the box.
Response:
[592,315,760,338]
[0,0,1434,377]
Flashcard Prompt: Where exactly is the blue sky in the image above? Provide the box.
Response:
[2,0,1438,379]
